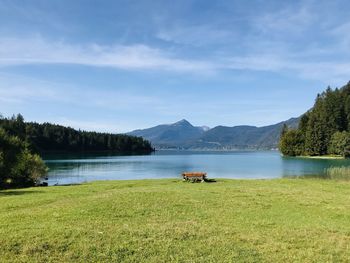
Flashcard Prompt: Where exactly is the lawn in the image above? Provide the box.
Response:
[1,179,350,262]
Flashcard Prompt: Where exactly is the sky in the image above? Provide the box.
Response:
[1,0,350,133]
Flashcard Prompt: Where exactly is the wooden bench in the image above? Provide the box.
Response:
[182,172,207,182]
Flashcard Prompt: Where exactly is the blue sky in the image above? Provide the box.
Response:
[1,0,350,132]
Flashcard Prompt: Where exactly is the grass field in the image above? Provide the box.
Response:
[1,179,350,262]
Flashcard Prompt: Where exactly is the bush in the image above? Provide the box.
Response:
[0,128,47,189]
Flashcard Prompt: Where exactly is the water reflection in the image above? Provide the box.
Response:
[44,151,350,185]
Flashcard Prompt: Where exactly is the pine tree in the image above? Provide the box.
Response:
[281,82,350,157]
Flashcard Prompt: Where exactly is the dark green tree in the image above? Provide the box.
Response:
[279,129,304,156]
[0,128,47,189]
[281,124,288,137]
[304,95,328,155]
[280,81,350,157]
[0,114,154,154]
[329,131,350,157]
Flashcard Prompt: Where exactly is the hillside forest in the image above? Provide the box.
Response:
[279,82,350,157]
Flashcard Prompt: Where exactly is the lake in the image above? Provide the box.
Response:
[44,151,350,185]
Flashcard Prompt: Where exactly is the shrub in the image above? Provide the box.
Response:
[0,128,47,189]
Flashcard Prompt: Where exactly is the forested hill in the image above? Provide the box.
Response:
[280,82,350,157]
[0,115,154,154]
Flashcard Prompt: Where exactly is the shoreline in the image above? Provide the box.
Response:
[297,155,345,160]
[43,176,331,187]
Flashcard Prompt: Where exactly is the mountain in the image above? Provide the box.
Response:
[127,119,206,148]
[191,118,299,150]
[127,117,299,150]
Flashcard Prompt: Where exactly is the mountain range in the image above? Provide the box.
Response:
[127,118,299,150]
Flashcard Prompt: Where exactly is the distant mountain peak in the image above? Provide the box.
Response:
[173,119,192,126]
[176,119,190,123]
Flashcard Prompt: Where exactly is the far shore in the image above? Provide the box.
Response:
[297,155,345,160]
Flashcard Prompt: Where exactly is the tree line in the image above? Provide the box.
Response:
[279,82,350,157]
[0,114,154,154]
[0,114,154,188]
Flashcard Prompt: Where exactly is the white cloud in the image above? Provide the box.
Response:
[156,25,234,46]
[225,55,350,85]
[327,21,350,53]
[0,74,62,104]
[0,36,213,73]
[254,4,316,36]
[1,31,350,85]
[0,73,164,111]
[0,74,170,132]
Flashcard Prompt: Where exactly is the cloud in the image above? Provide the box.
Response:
[0,36,213,73]
[0,73,169,132]
[0,74,61,104]
[0,73,164,111]
[1,30,350,85]
[254,5,316,36]
[225,54,350,85]
[327,21,350,53]
[156,25,234,46]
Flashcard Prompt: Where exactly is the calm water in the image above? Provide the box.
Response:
[44,151,350,185]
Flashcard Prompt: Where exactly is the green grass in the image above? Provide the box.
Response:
[1,179,350,262]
